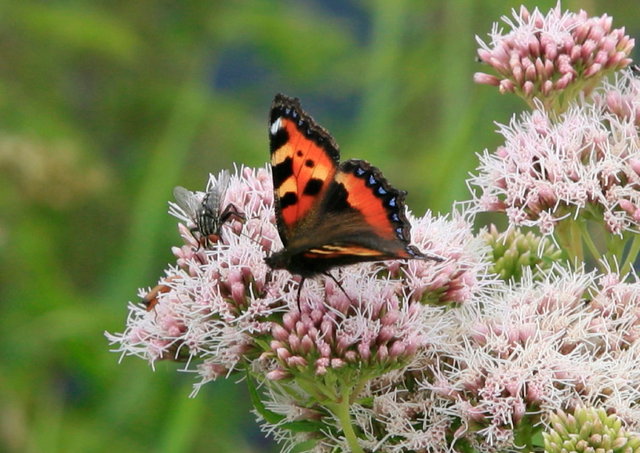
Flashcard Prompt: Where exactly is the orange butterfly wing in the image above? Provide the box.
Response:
[270,94,339,242]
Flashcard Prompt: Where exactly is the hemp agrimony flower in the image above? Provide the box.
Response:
[483,224,561,281]
[107,166,489,452]
[470,69,640,272]
[475,3,634,111]
[107,4,640,451]
[544,406,640,453]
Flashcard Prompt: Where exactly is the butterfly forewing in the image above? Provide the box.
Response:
[270,95,340,240]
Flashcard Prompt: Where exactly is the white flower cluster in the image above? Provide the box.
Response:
[315,265,640,452]
[471,69,640,235]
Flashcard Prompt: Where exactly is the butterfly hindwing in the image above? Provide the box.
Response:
[291,159,422,263]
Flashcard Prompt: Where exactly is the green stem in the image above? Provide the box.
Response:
[326,388,364,453]
[621,234,640,275]
[296,376,338,403]
[569,219,584,264]
[513,416,534,451]
[579,221,604,269]
[555,219,582,266]
[606,233,625,270]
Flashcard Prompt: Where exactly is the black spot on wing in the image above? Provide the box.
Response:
[272,157,293,189]
[303,178,323,196]
[323,181,351,213]
[270,128,289,154]
[279,192,298,209]
[304,159,314,168]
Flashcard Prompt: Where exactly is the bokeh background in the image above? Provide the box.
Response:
[1,1,638,452]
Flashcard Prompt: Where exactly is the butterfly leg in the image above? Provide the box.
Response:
[296,277,306,312]
[322,271,354,306]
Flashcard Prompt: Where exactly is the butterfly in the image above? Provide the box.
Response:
[264,93,442,285]
[172,170,244,245]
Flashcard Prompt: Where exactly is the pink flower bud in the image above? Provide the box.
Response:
[473,72,500,86]
[358,342,371,361]
[499,79,515,94]
[389,341,406,357]
[300,335,314,354]
[330,358,345,369]
[377,326,395,343]
[288,334,300,351]
[286,356,307,368]
[282,312,297,331]
[584,63,602,78]
[266,369,290,380]
[512,399,526,423]
[276,347,291,361]
[295,320,308,337]
[477,49,492,63]
[376,346,389,362]
[618,199,635,214]
[270,340,284,350]
[523,81,535,96]
[272,325,288,341]
[344,350,357,362]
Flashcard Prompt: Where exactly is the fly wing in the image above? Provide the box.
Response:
[172,186,200,224]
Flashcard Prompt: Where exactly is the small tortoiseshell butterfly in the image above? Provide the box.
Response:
[265,93,442,280]
[173,170,243,245]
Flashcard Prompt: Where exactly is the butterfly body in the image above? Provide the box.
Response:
[266,94,440,278]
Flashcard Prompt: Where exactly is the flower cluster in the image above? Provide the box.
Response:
[544,406,640,453]
[108,167,279,384]
[257,266,640,452]
[427,266,640,449]
[483,224,561,281]
[107,167,489,429]
[470,71,640,236]
[265,274,443,380]
[475,4,634,110]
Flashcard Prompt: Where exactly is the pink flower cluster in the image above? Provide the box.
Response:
[332,266,640,451]
[107,166,488,391]
[474,4,634,107]
[599,68,640,127]
[265,273,444,380]
[471,70,640,234]
[425,266,640,448]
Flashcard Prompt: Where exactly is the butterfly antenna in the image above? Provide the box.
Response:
[322,271,354,305]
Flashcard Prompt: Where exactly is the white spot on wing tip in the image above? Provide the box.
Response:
[270,117,282,135]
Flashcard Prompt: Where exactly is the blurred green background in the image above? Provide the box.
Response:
[1,1,637,452]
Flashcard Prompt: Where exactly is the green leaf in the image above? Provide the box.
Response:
[532,428,545,447]
[289,439,320,453]
[245,371,285,425]
[280,420,325,433]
